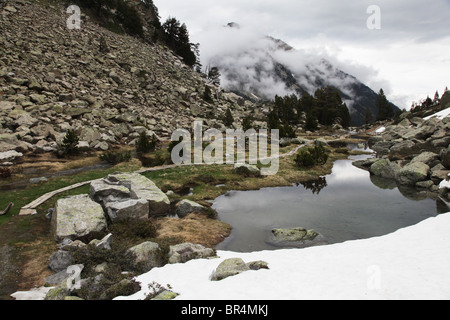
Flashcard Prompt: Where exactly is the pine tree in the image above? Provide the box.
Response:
[305,112,318,132]
[267,109,280,131]
[433,91,440,105]
[364,108,373,124]
[203,85,213,103]
[224,108,234,127]
[376,89,393,121]
[61,129,79,156]
[206,66,221,85]
[162,17,196,67]
[242,116,253,131]
[136,132,157,154]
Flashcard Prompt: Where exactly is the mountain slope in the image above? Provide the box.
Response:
[206,26,399,126]
[0,1,260,156]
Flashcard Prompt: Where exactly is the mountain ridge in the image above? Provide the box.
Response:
[206,26,400,126]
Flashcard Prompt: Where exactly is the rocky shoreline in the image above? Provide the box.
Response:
[353,115,450,199]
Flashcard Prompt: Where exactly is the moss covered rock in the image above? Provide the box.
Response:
[127,241,165,272]
[370,159,401,180]
[398,162,430,186]
[151,290,179,300]
[52,195,107,243]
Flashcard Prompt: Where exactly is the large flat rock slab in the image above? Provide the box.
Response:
[107,172,170,216]
[52,194,107,243]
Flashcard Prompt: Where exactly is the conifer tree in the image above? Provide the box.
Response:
[224,108,234,127]
[206,66,221,86]
[376,89,393,121]
[364,108,373,124]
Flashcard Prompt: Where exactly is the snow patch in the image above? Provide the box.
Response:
[115,212,450,300]
[424,107,450,120]
[375,126,386,134]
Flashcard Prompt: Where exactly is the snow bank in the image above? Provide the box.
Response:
[117,212,450,300]
[439,178,450,190]
[424,107,450,120]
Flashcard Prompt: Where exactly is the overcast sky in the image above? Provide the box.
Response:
[153,0,450,109]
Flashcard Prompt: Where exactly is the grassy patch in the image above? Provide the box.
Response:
[0,158,142,226]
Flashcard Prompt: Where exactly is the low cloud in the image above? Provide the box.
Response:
[153,0,450,109]
[196,23,381,105]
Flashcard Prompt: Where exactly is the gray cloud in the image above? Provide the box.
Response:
[153,0,450,109]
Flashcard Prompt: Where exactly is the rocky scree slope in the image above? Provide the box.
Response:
[0,0,263,162]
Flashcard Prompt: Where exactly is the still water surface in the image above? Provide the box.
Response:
[213,153,448,252]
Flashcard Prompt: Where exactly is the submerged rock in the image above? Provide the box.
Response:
[268,227,326,248]
[272,227,319,242]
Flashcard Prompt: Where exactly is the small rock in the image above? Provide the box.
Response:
[127,241,164,272]
[398,162,430,186]
[91,233,113,250]
[168,243,215,264]
[390,140,415,153]
[0,150,23,161]
[4,6,18,13]
[246,260,269,270]
[45,264,84,287]
[411,152,440,166]
[210,258,249,281]
[416,180,434,189]
[105,199,149,222]
[151,290,179,300]
[29,177,48,184]
[48,250,73,273]
[98,279,140,300]
[175,199,205,218]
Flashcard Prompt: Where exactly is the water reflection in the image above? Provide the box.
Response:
[214,154,446,252]
[297,177,328,195]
